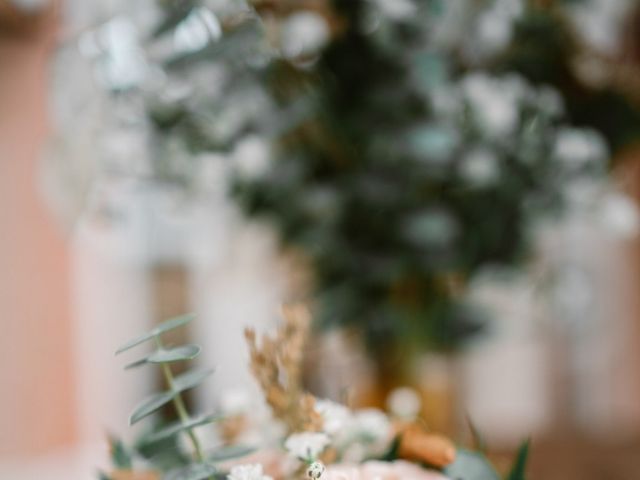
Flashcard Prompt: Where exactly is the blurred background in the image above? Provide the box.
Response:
[2,0,640,478]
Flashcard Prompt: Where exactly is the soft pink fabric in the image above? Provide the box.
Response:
[326,460,449,480]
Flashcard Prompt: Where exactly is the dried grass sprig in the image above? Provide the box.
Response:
[245,304,323,434]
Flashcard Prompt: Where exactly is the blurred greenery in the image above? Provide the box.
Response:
[93,0,640,364]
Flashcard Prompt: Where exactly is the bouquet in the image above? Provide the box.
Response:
[103,308,529,480]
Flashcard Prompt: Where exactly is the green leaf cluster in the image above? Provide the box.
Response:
[102,314,252,479]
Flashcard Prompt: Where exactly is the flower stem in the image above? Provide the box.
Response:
[154,335,206,463]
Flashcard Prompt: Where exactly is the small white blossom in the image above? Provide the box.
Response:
[281,12,330,59]
[228,463,273,480]
[373,0,417,21]
[173,7,222,54]
[315,399,353,436]
[232,135,271,180]
[599,192,640,238]
[462,73,524,138]
[387,387,422,420]
[307,461,326,480]
[552,127,608,169]
[459,148,500,188]
[469,0,523,59]
[352,409,392,444]
[285,432,330,461]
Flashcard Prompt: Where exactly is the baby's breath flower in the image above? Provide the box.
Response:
[314,399,352,436]
[227,463,273,480]
[284,432,330,461]
[307,461,326,480]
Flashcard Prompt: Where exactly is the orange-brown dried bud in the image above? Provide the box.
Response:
[398,424,457,468]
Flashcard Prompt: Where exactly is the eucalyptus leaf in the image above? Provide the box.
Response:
[443,448,500,480]
[124,358,148,370]
[109,436,133,469]
[153,313,196,336]
[165,462,217,480]
[116,314,196,354]
[208,445,256,462]
[147,345,201,364]
[130,391,176,425]
[172,368,214,393]
[115,332,156,355]
[97,471,112,480]
[143,414,223,444]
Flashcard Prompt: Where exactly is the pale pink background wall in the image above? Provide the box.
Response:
[0,21,76,456]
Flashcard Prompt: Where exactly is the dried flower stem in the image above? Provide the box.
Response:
[245,304,323,433]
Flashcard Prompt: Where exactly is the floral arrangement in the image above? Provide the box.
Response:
[104,309,529,480]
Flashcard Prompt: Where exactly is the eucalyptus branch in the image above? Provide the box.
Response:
[154,335,206,462]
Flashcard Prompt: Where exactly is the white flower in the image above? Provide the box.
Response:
[173,7,222,54]
[552,127,608,169]
[351,409,392,444]
[459,148,500,188]
[281,12,330,59]
[315,399,353,436]
[228,463,273,480]
[331,408,393,462]
[387,387,422,420]
[567,0,632,55]
[232,135,271,180]
[468,0,523,59]
[599,192,639,238]
[373,0,417,21]
[307,461,327,480]
[462,73,524,138]
[285,432,331,461]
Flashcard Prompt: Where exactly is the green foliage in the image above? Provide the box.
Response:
[143,414,223,444]
[109,436,133,469]
[84,0,632,362]
[380,435,402,462]
[145,344,202,364]
[505,439,530,480]
[165,462,218,480]
[444,449,501,480]
[116,314,195,354]
[498,6,640,155]
[110,313,220,477]
[442,438,531,480]
[130,391,177,425]
[229,0,605,356]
